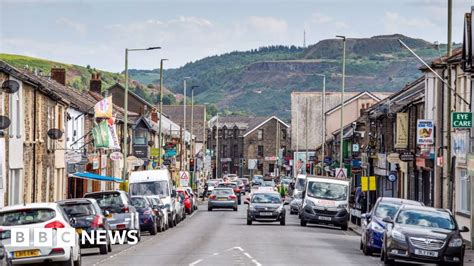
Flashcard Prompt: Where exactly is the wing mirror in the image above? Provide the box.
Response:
[361,213,371,221]
[103,210,110,217]
[460,226,470,233]
[69,217,76,226]
[382,217,393,224]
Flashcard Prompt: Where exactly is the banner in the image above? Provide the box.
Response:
[107,117,120,149]
[94,96,113,118]
[416,119,434,145]
[395,113,408,149]
[92,120,110,148]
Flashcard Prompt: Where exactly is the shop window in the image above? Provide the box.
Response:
[459,169,470,213]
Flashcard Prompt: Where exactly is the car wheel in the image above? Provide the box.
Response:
[280,217,286,226]
[300,216,307,227]
[62,250,74,266]
[360,240,363,251]
[362,241,372,256]
[107,241,112,252]
[173,216,177,227]
[73,250,81,266]
[99,244,108,255]
[382,246,394,265]
[150,220,158,235]
[233,206,238,211]
[341,224,348,231]
[208,206,212,211]
[247,218,252,225]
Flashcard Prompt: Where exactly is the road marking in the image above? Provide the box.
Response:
[226,246,244,251]
[243,252,253,259]
[212,252,219,256]
[252,259,262,266]
[189,259,203,266]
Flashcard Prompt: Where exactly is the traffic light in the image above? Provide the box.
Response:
[189,159,195,171]
[306,163,311,174]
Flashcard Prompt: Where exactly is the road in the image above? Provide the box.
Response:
[82,200,384,266]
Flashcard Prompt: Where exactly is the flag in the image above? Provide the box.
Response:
[94,96,113,118]
[92,120,110,148]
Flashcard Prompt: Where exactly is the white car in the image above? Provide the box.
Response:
[0,203,81,265]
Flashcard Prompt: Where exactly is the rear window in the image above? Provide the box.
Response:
[131,198,148,208]
[0,208,56,226]
[215,189,234,196]
[61,203,96,218]
[85,193,124,209]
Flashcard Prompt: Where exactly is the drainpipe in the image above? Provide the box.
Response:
[32,88,37,202]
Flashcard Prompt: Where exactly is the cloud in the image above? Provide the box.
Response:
[384,11,435,32]
[247,16,288,33]
[56,17,86,36]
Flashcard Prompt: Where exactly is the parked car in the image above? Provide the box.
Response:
[0,203,81,265]
[58,198,112,254]
[239,178,251,193]
[217,182,241,204]
[177,189,193,214]
[181,187,198,211]
[145,196,168,232]
[360,197,422,256]
[381,205,468,265]
[246,191,288,225]
[131,196,159,235]
[175,194,186,223]
[0,242,11,266]
[84,190,141,242]
[208,188,238,211]
[289,191,303,215]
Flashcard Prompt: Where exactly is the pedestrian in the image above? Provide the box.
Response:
[202,181,208,200]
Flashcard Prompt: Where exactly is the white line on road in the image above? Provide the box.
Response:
[212,252,219,256]
[189,259,203,266]
[226,246,244,252]
[252,259,262,266]
[243,252,253,259]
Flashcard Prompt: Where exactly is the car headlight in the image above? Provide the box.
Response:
[370,222,384,233]
[249,205,256,211]
[449,238,463,247]
[305,200,315,207]
[276,206,283,212]
[391,230,406,242]
[338,203,348,209]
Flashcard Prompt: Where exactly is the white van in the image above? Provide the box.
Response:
[129,169,178,227]
[300,176,350,230]
[293,174,307,196]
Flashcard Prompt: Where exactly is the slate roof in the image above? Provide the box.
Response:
[209,115,288,136]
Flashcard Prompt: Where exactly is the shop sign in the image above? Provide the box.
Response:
[150,148,160,157]
[395,113,408,148]
[220,158,232,162]
[387,153,401,164]
[65,151,82,164]
[110,152,123,161]
[415,157,425,168]
[92,157,99,170]
[133,145,148,159]
[399,152,415,162]
[452,112,472,128]
[265,156,277,161]
[361,176,376,191]
[416,119,434,145]
[352,144,360,153]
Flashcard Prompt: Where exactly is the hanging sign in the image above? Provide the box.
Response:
[110,152,123,161]
[416,119,434,145]
[395,113,408,148]
[399,152,415,162]
[452,112,472,128]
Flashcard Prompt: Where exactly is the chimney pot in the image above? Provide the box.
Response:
[51,68,66,85]
[90,72,102,93]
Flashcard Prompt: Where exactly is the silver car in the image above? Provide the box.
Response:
[208,188,238,211]
[84,190,141,242]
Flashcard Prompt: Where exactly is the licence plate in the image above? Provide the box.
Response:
[260,212,273,216]
[76,228,83,234]
[14,250,40,258]
[218,198,227,201]
[318,216,331,221]
[414,249,438,257]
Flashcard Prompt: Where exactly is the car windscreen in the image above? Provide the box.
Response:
[395,209,455,230]
[61,203,96,218]
[307,181,347,201]
[374,202,401,219]
[85,193,124,210]
[208,181,218,186]
[294,192,303,199]
[131,198,148,208]
[214,189,233,196]
[252,193,281,204]
[295,178,305,190]
[130,181,169,197]
[0,208,56,226]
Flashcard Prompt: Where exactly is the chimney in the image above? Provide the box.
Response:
[90,72,102,93]
[51,67,66,85]
[151,108,159,123]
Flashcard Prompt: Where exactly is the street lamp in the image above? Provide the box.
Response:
[191,85,199,161]
[123,46,161,182]
[336,35,346,171]
[158,59,168,165]
[183,77,191,171]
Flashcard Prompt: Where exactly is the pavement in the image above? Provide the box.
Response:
[349,221,474,265]
[82,200,380,265]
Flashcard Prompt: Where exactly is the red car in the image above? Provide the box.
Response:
[177,189,193,214]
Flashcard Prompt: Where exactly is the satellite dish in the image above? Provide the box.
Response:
[1,80,20,94]
[47,128,63,140]
[0,115,11,130]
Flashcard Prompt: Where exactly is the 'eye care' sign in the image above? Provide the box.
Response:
[452,112,472,128]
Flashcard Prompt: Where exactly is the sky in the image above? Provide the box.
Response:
[1,0,474,71]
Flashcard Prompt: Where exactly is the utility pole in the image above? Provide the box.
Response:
[305,98,309,173]
[295,102,299,177]
[320,75,326,176]
[191,86,199,162]
[447,0,453,211]
[183,77,190,171]
[336,35,346,170]
[215,114,219,179]
[158,59,168,165]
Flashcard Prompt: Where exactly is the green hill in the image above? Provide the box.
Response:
[129,34,449,119]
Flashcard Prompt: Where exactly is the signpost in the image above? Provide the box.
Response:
[452,112,472,128]
[335,167,347,179]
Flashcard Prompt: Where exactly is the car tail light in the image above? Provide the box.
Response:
[51,248,64,255]
[122,207,129,213]
[209,195,216,199]
[144,210,152,215]
[228,195,237,199]
[116,224,126,230]
[44,220,65,229]
[91,215,103,228]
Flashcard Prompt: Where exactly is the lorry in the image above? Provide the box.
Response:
[129,169,178,228]
[299,176,350,230]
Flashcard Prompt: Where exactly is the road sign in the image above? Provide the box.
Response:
[335,168,347,179]
[361,176,376,191]
[452,112,472,128]
[179,171,190,187]
[388,171,397,182]
[352,144,360,152]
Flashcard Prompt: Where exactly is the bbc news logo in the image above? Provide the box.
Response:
[7,228,139,247]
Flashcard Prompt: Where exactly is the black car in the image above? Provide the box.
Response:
[246,192,288,225]
[131,196,159,235]
[57,198,112,255]
[381,205,468,265]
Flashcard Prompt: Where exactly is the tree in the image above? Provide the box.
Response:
[163,94,176,105]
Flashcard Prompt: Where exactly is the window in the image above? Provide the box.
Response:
[222,145,227,157]
[133,129,147,145]
[459,169,470,213]
[223,128,227,139]
[281,129,287,140]
[257,145,264,157]
[257,129,263,140]
[234,128,239,139]
[233,144,238,158]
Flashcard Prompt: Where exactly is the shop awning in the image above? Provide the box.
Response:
[70,172,123,183]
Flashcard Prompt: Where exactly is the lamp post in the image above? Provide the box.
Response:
[123,46,161,182]
[336,35,346,171]
[191,86,199,160]
[158,59,168,166]
[183,77,191,171]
